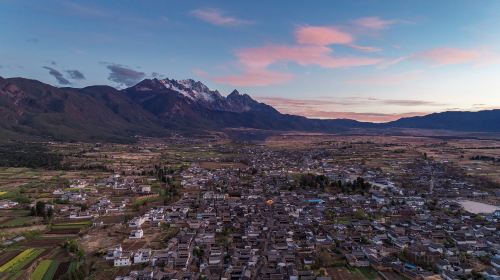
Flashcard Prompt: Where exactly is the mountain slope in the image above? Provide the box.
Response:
[386,110,500,132]
[123,78,372,132]
[0,77,167,142]
[0,75,499,143]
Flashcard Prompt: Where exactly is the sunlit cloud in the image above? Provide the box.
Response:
[412,47,500,66]
[350,44,382,52]
[295,26,353,46]
[354,17,399,30]
[238,45,382,69]
[213,44,382,86]
[256,96,447,122]
[190,8,253,27]
[213,22,384,87]
[293,110,427,122]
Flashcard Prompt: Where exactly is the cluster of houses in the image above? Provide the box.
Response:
[104,144,499,280]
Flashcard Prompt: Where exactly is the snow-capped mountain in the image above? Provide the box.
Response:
[159,78,223,102]
[125,78,276,114]
[3,75,494,143]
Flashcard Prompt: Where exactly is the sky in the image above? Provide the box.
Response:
[1,0,500,122]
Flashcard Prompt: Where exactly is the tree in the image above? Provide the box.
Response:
[35,201,46,217]
[47,207,54,219]
[30,206,36,216]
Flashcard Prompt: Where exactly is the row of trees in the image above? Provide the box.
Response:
[30,201,53,220]
[297,174,371,194]
[0,143,62,169]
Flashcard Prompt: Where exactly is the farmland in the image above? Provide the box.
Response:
[42,260,59,280]
[31,259,52,280]
[29,259,78,280]
[50,221,91,230]
[45,221,91,235]
[0,248,44,276]
[0,216,36,228]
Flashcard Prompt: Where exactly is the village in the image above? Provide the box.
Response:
[0,135,499,280]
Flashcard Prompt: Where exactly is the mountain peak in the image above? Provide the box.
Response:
[228,89,241,97]
[157,78,222,102]
[132,78,166,92]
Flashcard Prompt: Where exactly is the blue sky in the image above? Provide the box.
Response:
[1,0,500,121]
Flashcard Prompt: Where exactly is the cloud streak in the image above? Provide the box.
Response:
[256,96,444,122]
[376,47,500,69]
[354,17,399,30]
[62,1,109,18]
[43,66,71,85]
[292,110,427,122]
[413,47,485,66]
[104,63,145,87]
[191,8,253,26]
[212,24,383,87]
[295,26,353,46]
[66,70,85,80]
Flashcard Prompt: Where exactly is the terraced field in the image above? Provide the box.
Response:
[28,259,78,280]
[46,220,92,235]
[41,260,59,280]
[31,260,52,280]
[0,248,45,278]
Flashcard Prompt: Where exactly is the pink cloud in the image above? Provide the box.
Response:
[212,45,382,86]
[295,26,353,46]
[354,17,397,30]
[236,45,382,69]
[349,44,382,52]
[211,23,387,86]
[256,96,429,122]
[296,110,427,122]
[190,8,252,26]
[414,48,482,65]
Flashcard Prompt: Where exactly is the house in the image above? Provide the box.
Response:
[0,200,18,209]
[106,245,123,260]
[114,254,131,267]
[130,229,144,239]
[69,211,93,219]
[346,254,370,267]
[129,216,146,227]
[140,185,152,194]
[133,249,152,264]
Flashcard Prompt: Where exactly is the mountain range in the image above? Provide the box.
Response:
[1,75,499,143]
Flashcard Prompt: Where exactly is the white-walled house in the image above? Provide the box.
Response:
[114,254,131,267]
[133,249,152,264]
[128,216,146,227]
[129,229,144,239]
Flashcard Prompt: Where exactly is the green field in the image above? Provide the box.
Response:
[68,261,78,274]
[51,220,91,229]
[42,260,59,280]
[31,259,53,280]
[0,216,35,228]
[0,248,44,274]
[347,266,379,280]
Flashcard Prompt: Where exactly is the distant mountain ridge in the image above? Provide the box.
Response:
[0,75,499,142]
[387,110,500,132]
